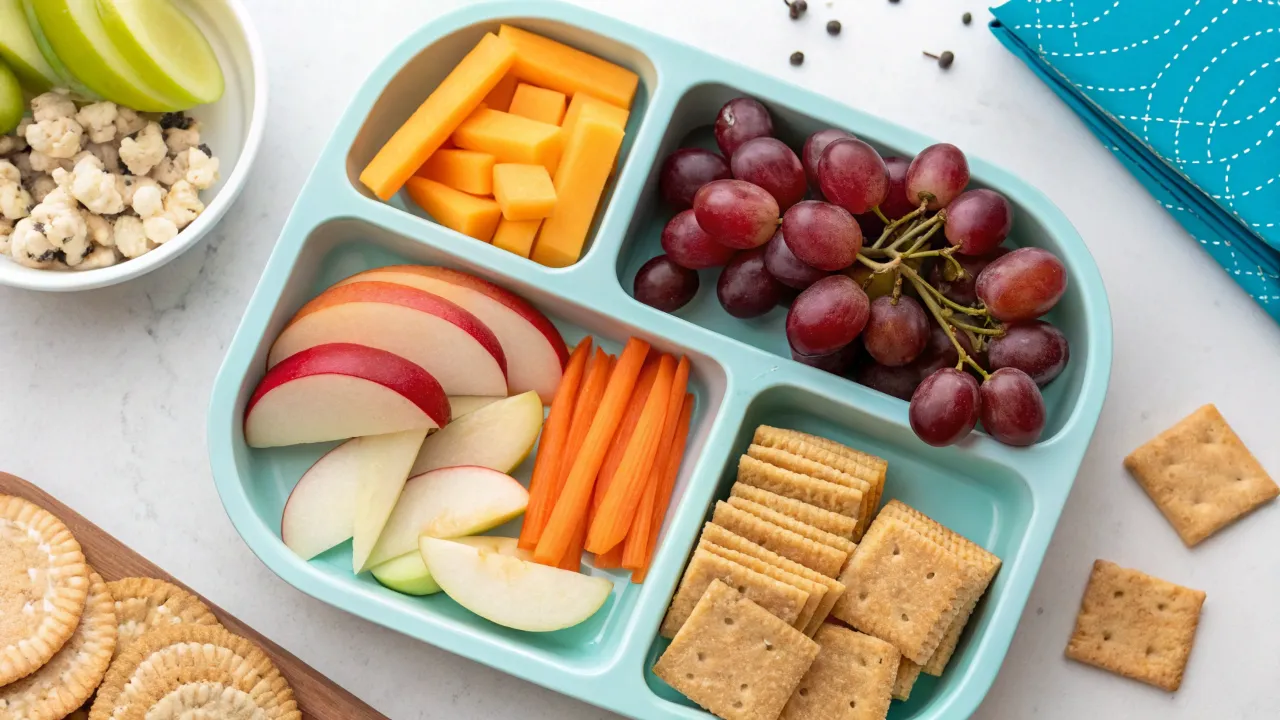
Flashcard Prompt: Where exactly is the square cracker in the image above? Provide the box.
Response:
[728,496,858,557]
[731,484,858,539]
[750,430,887,520]
[879,500,1002,675]
[700,523,846,634]
[1065,560,1205,691]
[661,548,809,638]
[1124,404,1278,546]
[738,456,863,521]
[781,624,899,720]
[712,502,848,578]
[746,445,873,537]
[892,659,922,701]
[655,580,820,720]
[699,539,827,637]
[831,517,978,663]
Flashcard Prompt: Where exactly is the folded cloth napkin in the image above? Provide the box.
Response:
[990,0,1280,321]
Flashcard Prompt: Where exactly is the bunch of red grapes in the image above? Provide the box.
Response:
[635,97,1070,448]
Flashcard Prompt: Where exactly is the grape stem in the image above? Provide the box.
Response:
[891,269,904,301]
[908,274,990,379]
[945,316,1004,336]
[898,264,987,316]
[870,201,929,249]
[872,206,890,224]
[885,211,945,253]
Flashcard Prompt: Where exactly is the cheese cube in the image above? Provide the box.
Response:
[452,108,562,170]
[406,177,502,242]
[493,218,542,258]
[508,83,567,125]
[417,149,496,195]
[493,164,557,221]
[531,107,625,267]
[498,25,639,109]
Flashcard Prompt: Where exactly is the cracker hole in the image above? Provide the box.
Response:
[1235,476,1243,482]
[1158,603,1167,611]
[738,586,746,593]
[858,591,868,600]
[764,640,774,651]
[1103,632,1112,641]
[686,673,694,680]
[732,701,743,709]
[892,545,901,556]
[697,652,705,662]
[926,572,935,580]
[858,656,867,667]
[798,688,808,697]
[850,701,858,709]
[724,617,734,626]
[901,613,910,622]
[1146,646,1155,656]
[1113,590,1124,599]
[740,683,749,691]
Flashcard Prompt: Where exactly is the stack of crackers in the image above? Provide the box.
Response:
[0,494,301,719]
[654,426,1003,720]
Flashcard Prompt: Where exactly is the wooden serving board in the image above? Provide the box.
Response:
[0,472,388,720]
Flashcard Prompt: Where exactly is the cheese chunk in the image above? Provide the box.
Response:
[508,83,567,125]
[360,33,516,200]
[452,108,561,170]
[562,92,629,137]
[493,217,542,258]
[406,177,502,242]
[531,109,624,267]
[493,164,557,221]
[417,149,496,195]
[483,74,519,112]
[498,25,639,109]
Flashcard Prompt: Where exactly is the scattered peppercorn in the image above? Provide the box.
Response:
[963,12,973,25]
[827,19,842,35]
[788,0,808,18]
[889,0,901,4]
[790,51,805,66]
[923,50,956,69]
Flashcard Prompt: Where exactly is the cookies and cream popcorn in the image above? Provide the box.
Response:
[0,94,220,271]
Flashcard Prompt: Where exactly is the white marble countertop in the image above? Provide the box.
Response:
[2,1,1278,718]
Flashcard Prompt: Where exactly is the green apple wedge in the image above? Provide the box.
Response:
[25,0,184,111]
[19,0,99,99]
[0,60,23,134]
[409,391,544,476]
[0,0,58,92]
[97,0,224,107]
[371,537,532,597]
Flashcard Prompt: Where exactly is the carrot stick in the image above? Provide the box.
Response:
[533,338,651,565]
[594,542,625,569]
[631,394,694,583]
[519,338,592,550]
[585,354,676,554]
[522,346,608,550]
[591,356,662,517]
[621,357,689,569]
[559,519,587,571]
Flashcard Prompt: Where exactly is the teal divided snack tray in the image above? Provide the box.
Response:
[208,3,1113,718]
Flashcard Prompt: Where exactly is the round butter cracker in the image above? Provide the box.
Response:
[105,577,219,658]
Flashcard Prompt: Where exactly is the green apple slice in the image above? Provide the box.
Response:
[0,0,58,92]
[97,0,224,106]
[0,60,23,134]
[26,0,183,110]
[370,552,442,596]
[19,0,99,99]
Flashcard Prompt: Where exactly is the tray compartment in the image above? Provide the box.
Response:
[637,382,1033,717]
[344,14,659,267]
[615,81,1105,443]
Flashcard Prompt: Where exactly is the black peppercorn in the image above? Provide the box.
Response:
[790,51,805,66]
[962,12,973,25]
[827,20,841,35]
[938,50,955,68]
[788,0,807,19]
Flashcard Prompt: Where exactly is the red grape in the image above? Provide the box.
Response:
[979,367,1046,446]
[906,143,969,210]
[910,369,981,446]
[715,98,774,158]
[928,248,1007,306]
[945,189,1012,255]
[911,324,978,379]
[881,156,915,219]
[863,295,929,366]
[975,247,1067,321]
[987,320,1069,387]
[792,341,859,375]
[854,361,921,400]
[660,148,731,209]
[818,138,889,215]
[763,229,827,289]
[634,255,699,312]
[662,209,737,269]
[731,137,807,210]
[780,200,863,271]
[786,275,870,355]
[717,246,786,318]
[802,129,854,189]
[693,179,780,249]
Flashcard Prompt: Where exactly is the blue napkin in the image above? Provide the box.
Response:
[990,0,1280,321]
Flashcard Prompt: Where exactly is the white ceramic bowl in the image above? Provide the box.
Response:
[0,0,266,292]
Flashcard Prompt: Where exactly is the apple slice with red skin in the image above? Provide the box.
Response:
[245,343,450,448]
[269,281,508,398]
[336,266,568,403]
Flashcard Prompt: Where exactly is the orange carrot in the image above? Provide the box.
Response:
[632,395,694,582]
[591,356,661,517]
[621,357,689,569]
[519,338,592,550]
[585,354,676,554]
[594,542,625,569]
[533,338,651,565]
[559,519,587,570]
[522,346,608,550]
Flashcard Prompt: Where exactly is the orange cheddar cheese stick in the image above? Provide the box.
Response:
[585,354,677,555]
[530,108,624,268]
[591,356,662,516]
[498,25,639,109]
[533,337,651,565]
[519,338,591,550]
[621,357,689,569]
[631,395,694,582]
[361,33,516,200]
